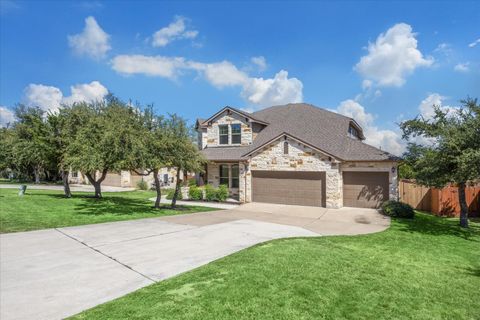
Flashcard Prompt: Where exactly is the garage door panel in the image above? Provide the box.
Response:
[343,172,388,208]
[252,171,325,207]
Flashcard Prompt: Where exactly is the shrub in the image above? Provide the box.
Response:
[188,186,203,201]
[381,200,415,219]
[188,178,197,187]
[166,188,183,200]
[204,184,217,201]
[136,179,149,191]
[217,184,229,202]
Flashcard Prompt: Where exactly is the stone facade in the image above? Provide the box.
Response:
[204,111,253,147]
[245,137,343,208]
[340,161,398,201]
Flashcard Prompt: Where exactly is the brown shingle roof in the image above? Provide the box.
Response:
[200,103,399,162]
[245,103,399,161]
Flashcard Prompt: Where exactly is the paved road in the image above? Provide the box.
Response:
[0,203,389,320]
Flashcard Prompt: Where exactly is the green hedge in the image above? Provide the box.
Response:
[136,180,149,191]
[204,184,229,202]
[188,186,203,200]
[381,200,415,219]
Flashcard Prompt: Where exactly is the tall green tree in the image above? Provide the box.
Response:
[10,106,55,183]
[129,105,170,208]
[164,114,206,208]
[400,98,480,228]
[62,96,143,198]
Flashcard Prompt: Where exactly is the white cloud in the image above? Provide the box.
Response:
[110,54,303,108]
[355,23,434,87]
[336,99,404,155]
[22,81,108,113]
[251,56,267,71]
[0,106,15,128]
[418,93,457,120]
[62,81,109,105]
[112,55,186,79]
[22,84,63,112]
[454,62,470,72]
[68,16,111,59]
[152,16,198,47]
[468,38,480,48]
[242,70,303,107]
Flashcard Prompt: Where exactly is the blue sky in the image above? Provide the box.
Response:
[0,0,479,155]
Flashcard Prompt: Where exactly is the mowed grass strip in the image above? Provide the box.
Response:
[0,188,217,233]
[72,213,480,320]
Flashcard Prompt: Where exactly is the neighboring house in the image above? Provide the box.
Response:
[69,168,181,188]
[196,103,400,208]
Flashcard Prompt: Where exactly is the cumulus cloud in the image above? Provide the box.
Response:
[22,81,108,113]
[336,99,404,155]
[418,93,457,120]
[110,54,303,108]
[468,38,480,48]
[0,106,15,128]
[355,23,433,87]
[112,55,186,79]
[22,84,63,112]
[68,16,111,59]
[152,16,198,47]
[454,62,470,72]
[62,81,109,105]
[251,56,267,71]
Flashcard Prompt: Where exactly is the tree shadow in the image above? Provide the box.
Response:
[463,266,480,277]
[357,185,387,208]
[394,213,480,242]
[33,193,181,216]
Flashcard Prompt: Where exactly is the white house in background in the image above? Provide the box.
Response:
[196,103,400,208]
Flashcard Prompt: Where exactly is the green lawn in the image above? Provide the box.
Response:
[0,188,216,233]
[72,213,480,320]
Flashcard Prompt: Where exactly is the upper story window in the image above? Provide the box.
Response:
[231,124,241,144]
[348,125,359,139]
[219,125,229,145]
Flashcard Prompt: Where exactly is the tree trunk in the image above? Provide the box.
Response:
[171,168,182,208]
[62,170,71,198]
[458,182,469,228]
[34,167,40,184]
[153,168,162,209]
[85,171,105,199]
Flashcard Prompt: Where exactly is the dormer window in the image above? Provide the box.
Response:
[219,125,229,145]
[348,125,359,139]
[284,141,289,154]
[231,124,241,144]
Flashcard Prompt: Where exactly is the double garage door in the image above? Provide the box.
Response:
[251,170,389,208]
[252,171,325,207]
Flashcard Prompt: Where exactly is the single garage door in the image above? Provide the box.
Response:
[343,171,389,208]
[252,171,325,207]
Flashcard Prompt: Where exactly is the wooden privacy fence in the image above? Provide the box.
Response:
[399,180,480,217]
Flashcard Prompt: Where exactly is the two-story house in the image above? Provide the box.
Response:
[196,103,399,208]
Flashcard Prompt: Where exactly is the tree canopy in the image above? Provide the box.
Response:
[400,98,480,227]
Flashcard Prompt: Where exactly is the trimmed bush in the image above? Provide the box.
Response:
[188,178,197,187]
[166,188,183,200]
[217,184,229,202]
[381,200,415,219]
[204,184,217,201]
[188,186,203,201]
[136,179,149,191]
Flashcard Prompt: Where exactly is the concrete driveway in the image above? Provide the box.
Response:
[0,203,389,320]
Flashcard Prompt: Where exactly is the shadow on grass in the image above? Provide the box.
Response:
[34,193,181,216]
[394,212,480,241]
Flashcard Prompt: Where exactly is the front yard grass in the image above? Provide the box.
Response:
[0,188,217,233]
[72,213,479,320]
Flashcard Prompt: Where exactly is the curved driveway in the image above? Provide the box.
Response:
[0,203,389,320]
